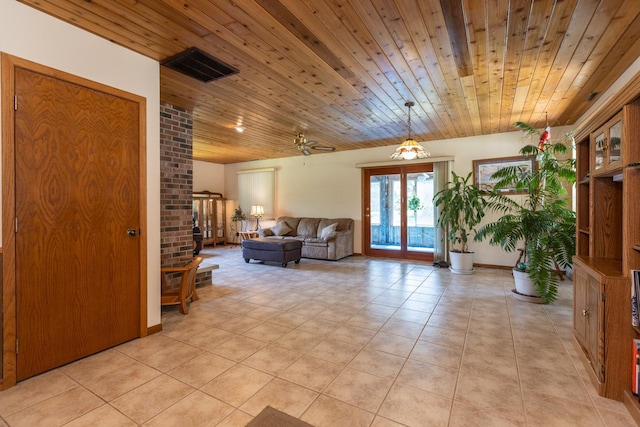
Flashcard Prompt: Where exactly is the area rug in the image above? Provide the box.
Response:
[246,406,314,427]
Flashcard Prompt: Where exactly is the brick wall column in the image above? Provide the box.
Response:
[159,104,212,289]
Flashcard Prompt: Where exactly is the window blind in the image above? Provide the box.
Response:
[237,168,275,219]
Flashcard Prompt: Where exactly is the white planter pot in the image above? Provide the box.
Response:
[449,251,474,275]
[512,269,545,303]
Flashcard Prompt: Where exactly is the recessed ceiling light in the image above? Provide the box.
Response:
[235,125,245,132]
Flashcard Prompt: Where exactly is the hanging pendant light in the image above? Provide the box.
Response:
[390,101,430,160]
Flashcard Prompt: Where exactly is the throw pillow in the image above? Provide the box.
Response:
[272,221,292,236]
[320,222,339,240]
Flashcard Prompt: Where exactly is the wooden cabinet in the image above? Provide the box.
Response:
[573,258,629,399]
[573,265,599,371]
[574,98,640,402]
[193,191,226,247]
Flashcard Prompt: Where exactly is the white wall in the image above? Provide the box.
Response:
[222,130,550,267]
[193,160,225,193]
[1,0,161,327]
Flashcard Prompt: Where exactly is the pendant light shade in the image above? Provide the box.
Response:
[391,101,430,160]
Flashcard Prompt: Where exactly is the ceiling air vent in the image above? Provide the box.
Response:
[161,48,238,83]
[586,92,599,102]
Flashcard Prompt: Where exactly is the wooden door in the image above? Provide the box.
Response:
[14,67,141,380]
[573,267,588,346]
[587,277,602,382]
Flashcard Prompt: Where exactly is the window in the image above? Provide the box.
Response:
[237,168,275,218]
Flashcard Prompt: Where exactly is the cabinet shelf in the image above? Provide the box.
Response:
[579,229,591,236]
[574,256,624,279]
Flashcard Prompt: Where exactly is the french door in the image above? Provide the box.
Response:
[363,164,435,261]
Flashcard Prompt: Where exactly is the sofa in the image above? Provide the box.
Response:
[258,216,354,260]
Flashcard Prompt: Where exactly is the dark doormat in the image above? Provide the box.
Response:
[246,406,314,427]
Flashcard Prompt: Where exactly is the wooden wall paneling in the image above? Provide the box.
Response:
[486,0,509,134]
[62,0,184,56]
[342,1,449,137]
[561,3,640,124]
[544,0,626,124]
[104,0,225,67]
[194,0,363,103]
[532,0,597,122]
[463,0,491,134]
[20,0,170,59]
[412,0,475,137]
[15,0,640,164]
[520,0,578,124]
[592,178,623,260]
[286,2,424,135]
[498,0,530,131]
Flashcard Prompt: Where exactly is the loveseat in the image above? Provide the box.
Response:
[258,216,354,260]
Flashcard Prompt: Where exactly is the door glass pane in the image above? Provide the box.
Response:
[370,174,401,250]
[407,172,435,252]
[609,120,622,165]
[594,132,605,170]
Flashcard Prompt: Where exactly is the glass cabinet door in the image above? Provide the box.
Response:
[193,191,226,246]
[594,131,605,171]
[592,112,623,176]
[608,119,622,166]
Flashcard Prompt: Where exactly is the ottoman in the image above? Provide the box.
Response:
[242,238,302,267]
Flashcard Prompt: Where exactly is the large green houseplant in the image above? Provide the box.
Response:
[475,122,576,303]
[433,171,487,274]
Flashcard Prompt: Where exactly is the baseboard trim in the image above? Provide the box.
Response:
[473,263,512,270]
[147,323,162,335]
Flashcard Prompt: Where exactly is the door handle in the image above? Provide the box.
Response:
[126,229,137,237]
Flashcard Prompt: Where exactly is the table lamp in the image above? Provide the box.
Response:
[250,205,264,230]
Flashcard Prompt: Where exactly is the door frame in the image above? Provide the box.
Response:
[0,53,148,388]
[362,164,434,262]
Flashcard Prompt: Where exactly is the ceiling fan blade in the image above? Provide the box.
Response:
[304,140,318,147]
[312,146,336,151]
[301,147,311,156]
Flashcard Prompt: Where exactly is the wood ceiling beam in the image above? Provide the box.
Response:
[439,0,472,78]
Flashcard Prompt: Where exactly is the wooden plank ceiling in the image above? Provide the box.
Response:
[19,0,640,164]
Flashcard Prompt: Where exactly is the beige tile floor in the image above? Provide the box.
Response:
[0,246,637,426]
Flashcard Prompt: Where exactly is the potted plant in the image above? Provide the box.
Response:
[475,122,576,303]
[230,206,247,236]
[433,171,488,274]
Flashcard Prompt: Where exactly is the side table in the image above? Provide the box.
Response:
[239,231,259,241]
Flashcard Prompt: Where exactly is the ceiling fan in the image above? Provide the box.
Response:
[293,133,336,156]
